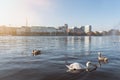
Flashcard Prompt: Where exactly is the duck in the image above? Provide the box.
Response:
[66,61,97,72]
[98,52,108,62]
[32,50,41,56]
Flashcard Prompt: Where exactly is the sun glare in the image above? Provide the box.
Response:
[0,0,52,26]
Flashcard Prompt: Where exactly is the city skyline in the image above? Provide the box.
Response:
[0,0,120,31]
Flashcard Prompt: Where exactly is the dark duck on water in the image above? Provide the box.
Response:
[32,50,41,56]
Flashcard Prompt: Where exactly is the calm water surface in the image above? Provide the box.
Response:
[0,36,120,80]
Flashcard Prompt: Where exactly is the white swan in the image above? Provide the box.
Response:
[98,52,108,61]
[66,61,97,72]
[86,61,97,72]
[66,62,86,70]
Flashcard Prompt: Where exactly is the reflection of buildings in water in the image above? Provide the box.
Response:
[71,37,83,53]
[57,36,69,51]
[21,37,30,56]
[85,36,91,44]
[61,36,91,51]
[60,36,92,64]
[71,36,74,44]
[111,36,120,48]
[84,36,91,55]
[79,37,85,51]
[62,36,87,50]
[62,36,75,50]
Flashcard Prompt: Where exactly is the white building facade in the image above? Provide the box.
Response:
[84,25,92,33]
[31,26,56,33]
[16,27,26,35]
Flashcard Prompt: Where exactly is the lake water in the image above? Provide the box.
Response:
[0,36,120,80]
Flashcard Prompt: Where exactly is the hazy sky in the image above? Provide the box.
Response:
[0,0,120,31]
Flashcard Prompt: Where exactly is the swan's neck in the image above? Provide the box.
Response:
[86,62,91,68]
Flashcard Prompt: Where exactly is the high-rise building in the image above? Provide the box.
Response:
[58,24,69,33]
[80,26,85,31]
[84,25,92,33]
[64,24,69,35]
[64,24,68,28]
[64,24,68,32]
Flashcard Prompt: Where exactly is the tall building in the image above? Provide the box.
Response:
[64,24,68,29]
[64,24,69,35]
[84,25,92,33]
[80,26,85,31]
[58,24,69,33]
[80,26,85,33]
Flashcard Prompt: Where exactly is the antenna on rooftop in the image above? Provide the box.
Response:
[26,17,28,27]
